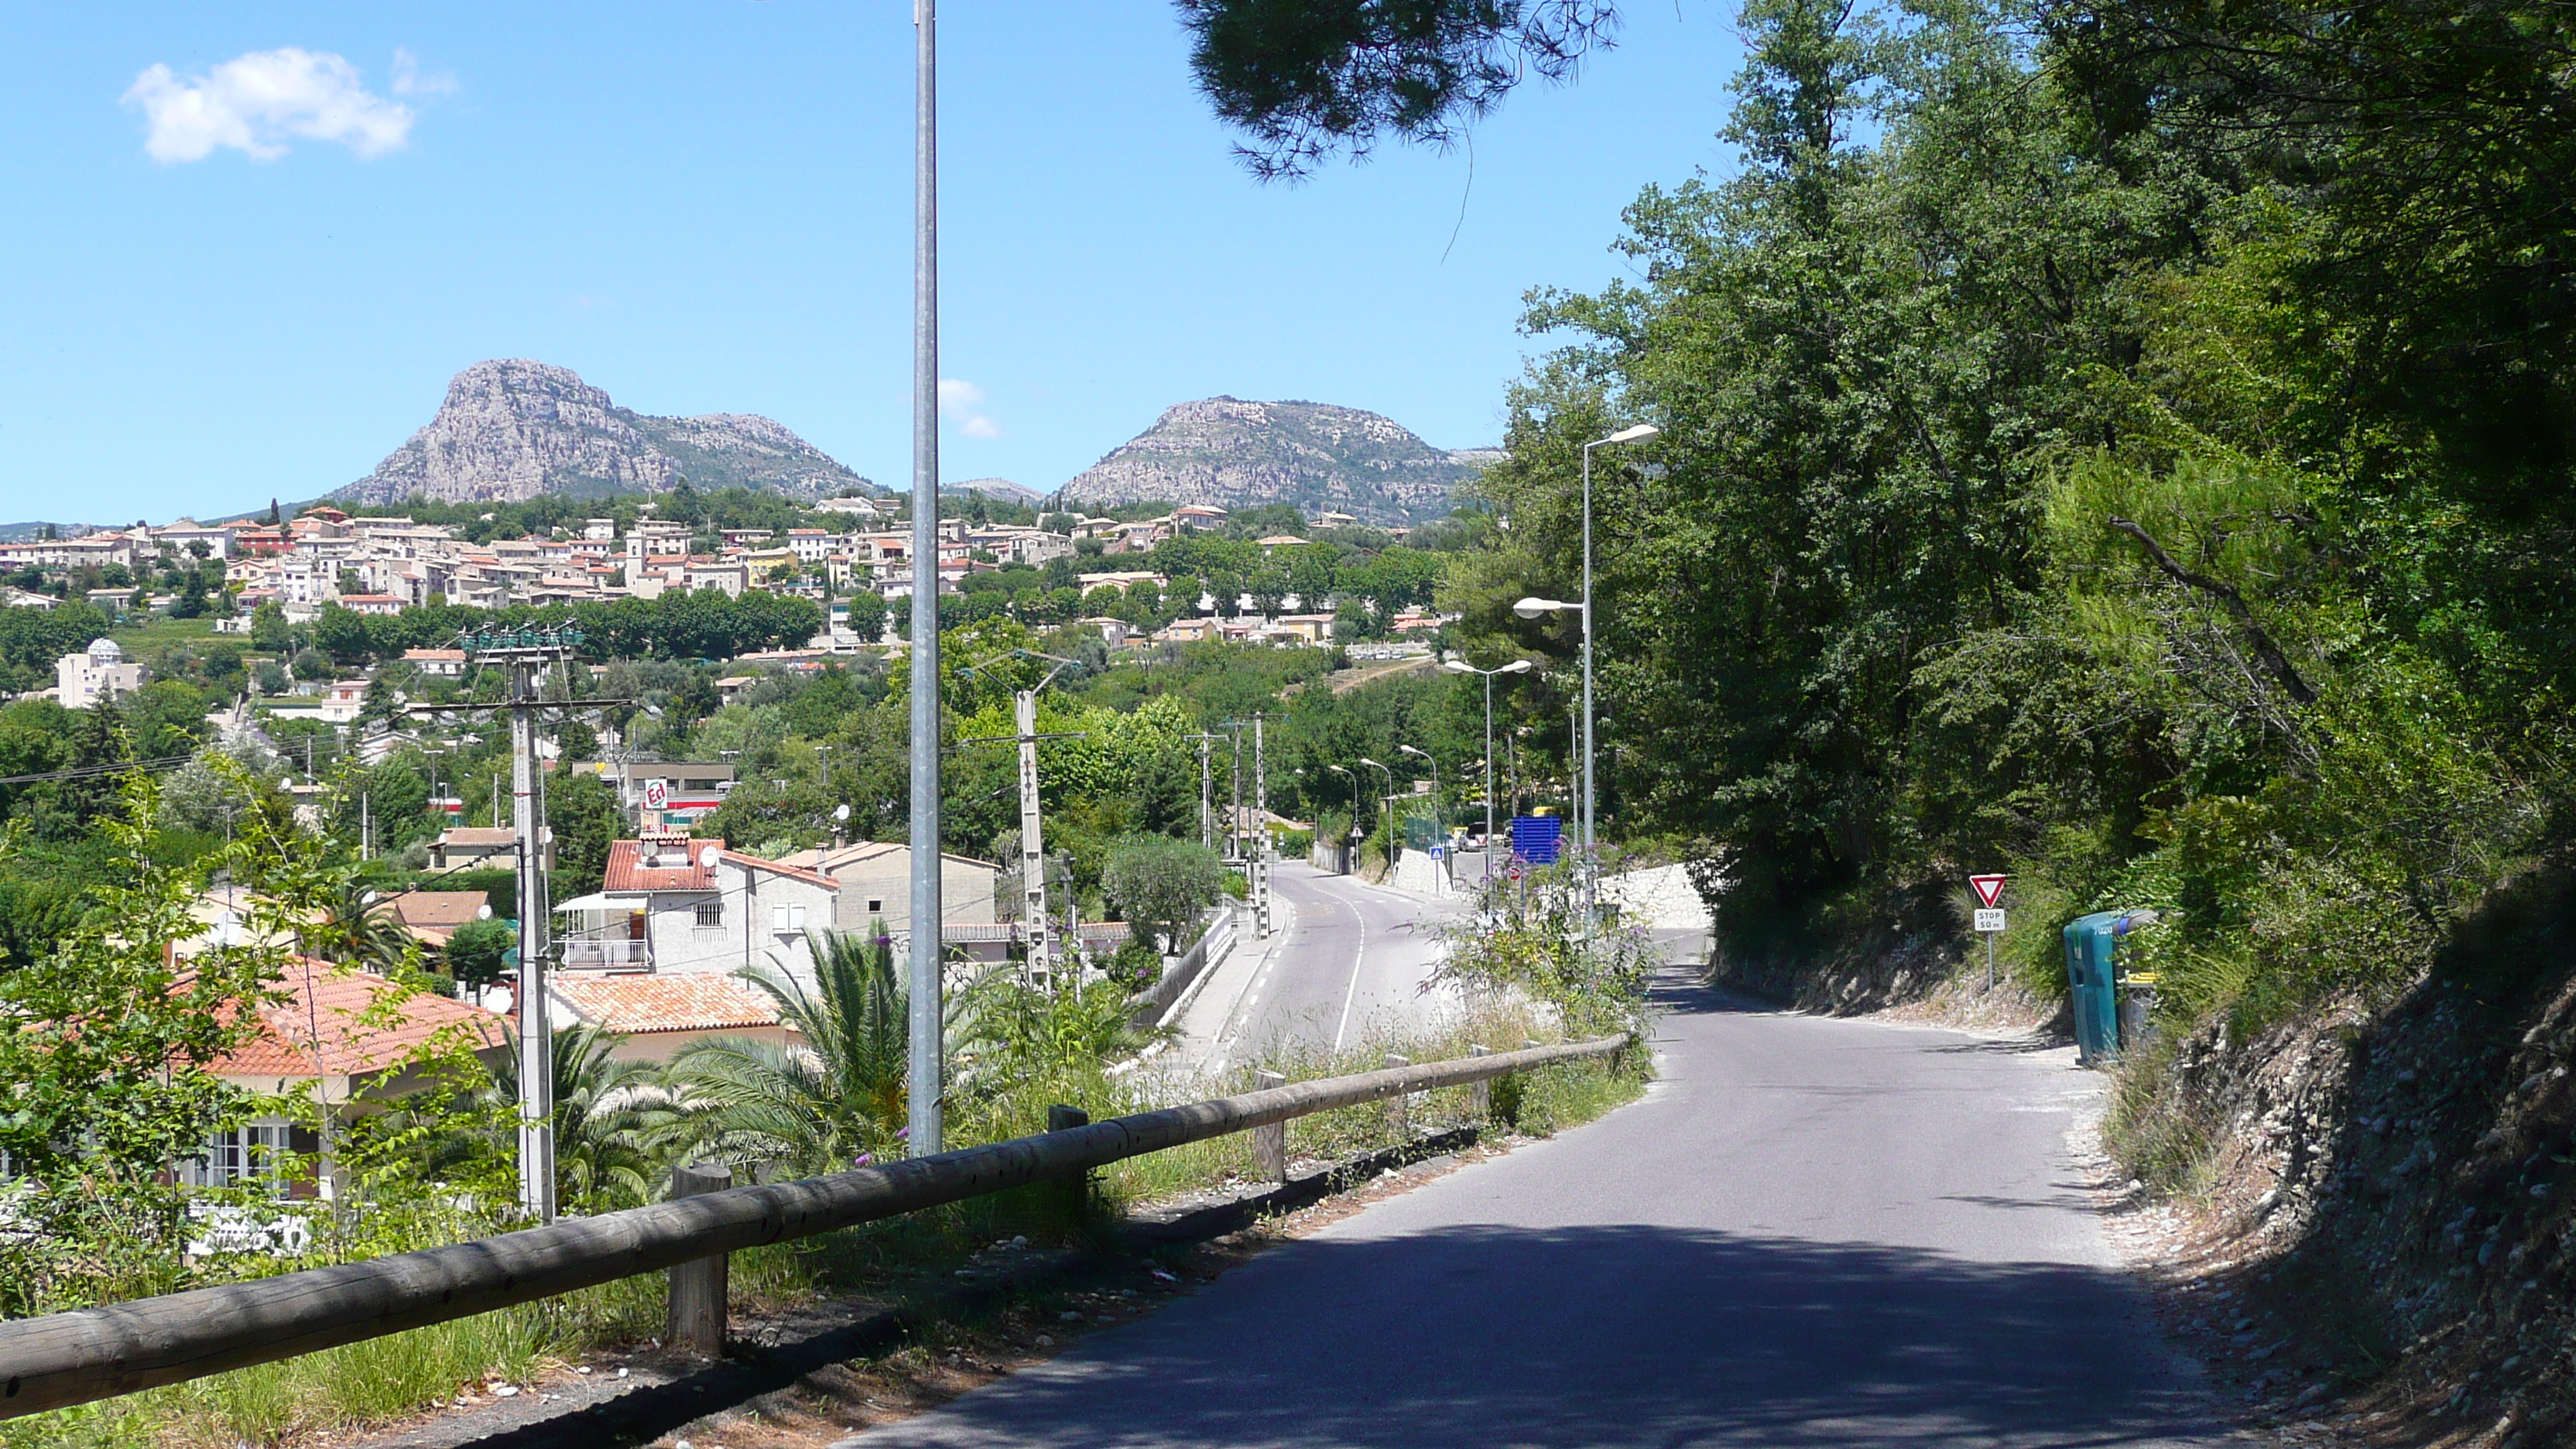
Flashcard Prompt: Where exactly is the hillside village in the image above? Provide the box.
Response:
[0,488,1484,1095]
[1,495,1443,657]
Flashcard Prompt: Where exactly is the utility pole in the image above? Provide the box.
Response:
[1015,686,1052,989]
[1228,727,1244,862]
[1251,713,1270,937]
[1185,732,1219,851]
[458,625,584,1225]
[906,0,944,1160]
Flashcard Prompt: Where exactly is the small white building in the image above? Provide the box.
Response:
[561,834,840,992]
[56,637,146,710]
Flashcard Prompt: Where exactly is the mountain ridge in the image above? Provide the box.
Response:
[331,360,879,507]
[1056,398,1490,526]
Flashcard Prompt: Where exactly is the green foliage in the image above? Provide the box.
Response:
[442,916,515,988]
[1434,862,1656,1038]
[1100,835,1228,952]
[669,935,913,1175]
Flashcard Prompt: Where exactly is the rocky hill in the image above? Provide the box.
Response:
[1057,399,1491,526]
[332,359,878,506]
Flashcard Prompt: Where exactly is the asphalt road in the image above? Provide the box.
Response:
[1189,862,1464,1069]
[838,973,2235,1448]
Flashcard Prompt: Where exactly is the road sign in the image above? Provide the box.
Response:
[1968,873,2007,909]
[1503,862,1526,882]
[1974,908,2007,933]
[642,779,670,811]
[1429,844,1447,862]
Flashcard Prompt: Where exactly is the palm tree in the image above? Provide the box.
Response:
[303,878,416,976]
[667,931,916,1177]
[492,1019,673,1211]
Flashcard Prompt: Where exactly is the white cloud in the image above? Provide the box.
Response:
[390,48,457,98]
[939,377,1001,438]
[122,48,416,163]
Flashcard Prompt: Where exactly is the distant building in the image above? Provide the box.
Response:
[402,647,468,678]
[430,827,517,871]
[56,637,146,710]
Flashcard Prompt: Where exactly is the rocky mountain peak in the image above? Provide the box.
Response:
[332,359,875,505]
[1057,398,1489,526]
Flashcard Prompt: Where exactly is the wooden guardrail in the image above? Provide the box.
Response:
[0,1035,1630,1419]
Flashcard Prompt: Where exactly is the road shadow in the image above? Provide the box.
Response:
[843,1223,2226,1447]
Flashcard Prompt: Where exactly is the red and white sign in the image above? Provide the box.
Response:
[1968,873,2008,909]
[642,779,670,811]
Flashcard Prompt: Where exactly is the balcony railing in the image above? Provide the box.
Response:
[557,937,651,970]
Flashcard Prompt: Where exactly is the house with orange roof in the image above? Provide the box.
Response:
[547,974,787,1063]
[182,961,509,1194]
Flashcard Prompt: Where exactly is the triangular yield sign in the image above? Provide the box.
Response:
[1968,873,2007,908]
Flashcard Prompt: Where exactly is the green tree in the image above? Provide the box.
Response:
[1100,835,1227,953]
[669,936,913,1174]
[444,916,516,989]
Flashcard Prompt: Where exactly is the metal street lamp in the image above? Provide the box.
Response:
[1356,757,1395,866]
[1397,741,1439,824]
[1324,764,1357,873]
[1442,657,1533,866]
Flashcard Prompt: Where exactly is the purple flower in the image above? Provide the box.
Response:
[852,1153,873,1168]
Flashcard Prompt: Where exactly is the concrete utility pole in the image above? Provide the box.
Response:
[1251,713,1270,937]
[1015,687,1052,988]
[459,625,583,1224]
[907,0,944,1159]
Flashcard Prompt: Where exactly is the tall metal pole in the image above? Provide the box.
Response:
[509,659,555,1223]
[1484,672,1497,862]
[1580,440,1596,953]
[906,0,944,1159]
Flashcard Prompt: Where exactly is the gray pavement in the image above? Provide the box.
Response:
[838,972,2235,1447]
[1184,862,1465,1070]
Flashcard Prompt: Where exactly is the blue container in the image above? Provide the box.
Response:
[2062,911,2153,1066]
[1509,815,1562,865]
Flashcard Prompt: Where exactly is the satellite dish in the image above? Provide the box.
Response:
[699,844,721,869]
[834,803,851,821]
[478,904,493,920]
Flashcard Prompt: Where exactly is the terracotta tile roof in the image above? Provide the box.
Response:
[386,891,489,930]
[439,827,516,850]
[605,838,724,893]
[197,960,506,1081]
[723,851,839,889]
[550,975,782,1036]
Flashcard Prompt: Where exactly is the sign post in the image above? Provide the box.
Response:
[1969,874,2008,988]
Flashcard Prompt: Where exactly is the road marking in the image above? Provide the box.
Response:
[1331,902,1370,1052]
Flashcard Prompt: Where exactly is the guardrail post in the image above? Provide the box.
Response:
[1383,1054,1411,1139]
[1046,1105,1091,1224]
[1254,1070,1287,1181]
[1467,1044,1490,1119]
[666,1163,731,1356]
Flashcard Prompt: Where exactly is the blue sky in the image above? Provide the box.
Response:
[0,3,1748,524]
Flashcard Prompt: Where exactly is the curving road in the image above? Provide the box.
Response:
[838,971,2238,1448]
[1185,862,1465,1071]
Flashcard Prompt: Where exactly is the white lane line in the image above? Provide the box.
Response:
[1331,902,1370,1052]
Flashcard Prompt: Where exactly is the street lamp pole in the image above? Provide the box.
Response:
[906,0,945,1158]
[1522,420,1657,947]
[1443,658,1533,875]
[1325,764,1356,874]
[1356,757,1394,871]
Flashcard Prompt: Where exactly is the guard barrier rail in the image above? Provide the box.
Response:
[0,1033,1630,1419]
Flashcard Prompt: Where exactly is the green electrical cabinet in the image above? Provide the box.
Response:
[2062,910,2158,1067]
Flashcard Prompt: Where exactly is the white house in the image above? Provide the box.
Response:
[560,834,838,992]
[56,638,146,710]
